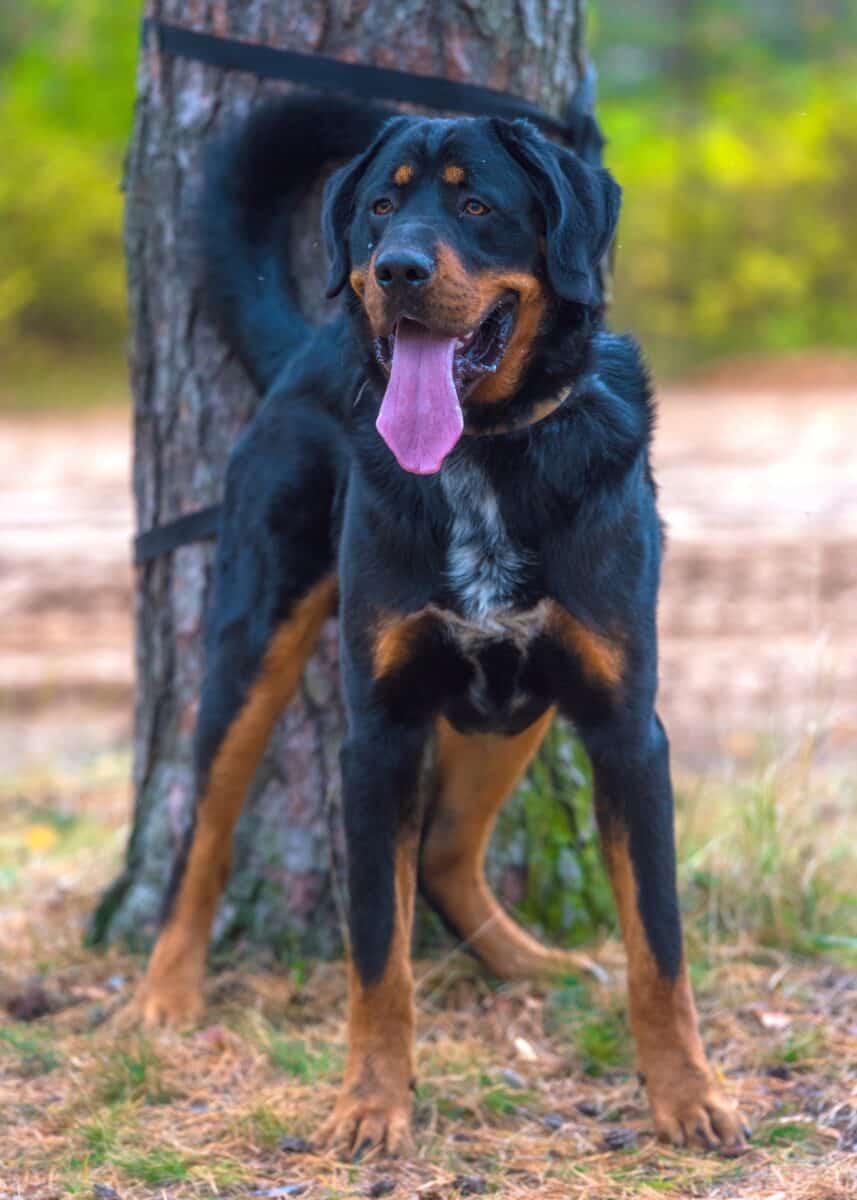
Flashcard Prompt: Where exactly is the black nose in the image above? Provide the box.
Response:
[374,248,434,289]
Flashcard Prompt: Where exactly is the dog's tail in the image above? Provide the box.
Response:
[565,62,613,311]
[200,96,389,394]
[565,61,605,168]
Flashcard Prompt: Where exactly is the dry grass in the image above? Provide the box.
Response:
[0,749,855,1200]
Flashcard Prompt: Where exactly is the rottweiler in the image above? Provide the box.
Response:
[131,91,747,1157]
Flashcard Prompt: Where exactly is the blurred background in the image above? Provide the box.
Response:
[3,2,857,382]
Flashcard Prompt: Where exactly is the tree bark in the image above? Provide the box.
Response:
[91,0,600,959]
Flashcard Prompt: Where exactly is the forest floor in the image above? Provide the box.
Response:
[0,760,854,1200]
[1,354,856,1198]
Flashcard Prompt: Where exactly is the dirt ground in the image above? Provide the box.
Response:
[2,353,856,770]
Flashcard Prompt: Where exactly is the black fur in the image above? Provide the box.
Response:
[201,97,391,390]
[493,118,620,305]
[190,93,684,990]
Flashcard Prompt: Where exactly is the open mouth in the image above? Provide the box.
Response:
[374,293,517,399]
[372,294,518,477]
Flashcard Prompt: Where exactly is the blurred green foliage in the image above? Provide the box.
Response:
[593,1,857,374]
[0,2,136,357]
[1,1,855,377]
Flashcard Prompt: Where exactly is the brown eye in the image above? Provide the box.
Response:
[463,198,489,216]
[372,197,394,216]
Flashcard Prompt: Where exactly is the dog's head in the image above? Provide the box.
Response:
[323,115,620,475]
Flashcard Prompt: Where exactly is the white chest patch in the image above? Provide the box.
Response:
[440,457,530,621]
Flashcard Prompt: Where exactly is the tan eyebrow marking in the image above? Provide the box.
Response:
[393,163,414,186]
[442,164,466,185]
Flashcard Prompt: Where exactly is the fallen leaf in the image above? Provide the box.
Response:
[24,824,58,852]
[513,1036,538,1062]
[756,1010,792,1030]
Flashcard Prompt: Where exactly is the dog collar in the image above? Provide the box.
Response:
[462,385,573,438]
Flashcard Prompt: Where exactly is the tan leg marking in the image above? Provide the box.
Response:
[372,608,438,679]
[132,575,337,1029]
[546,602,624,690]
[604,836,747,1151]
[421,710,593,980]
[318,836,418,1158]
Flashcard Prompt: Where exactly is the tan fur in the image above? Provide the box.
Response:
[373,603,545,683]
[467,270,545,404]
[393,163,414,186]
[546,602,624,690]
[132,575,337,1028]
[372,609,437,679]
[442,164,465,185]
[603,834,746,1148]
[374,602,623,696]
[349,265,367,299]
[317,834,418,1156]
[422,711,595,980]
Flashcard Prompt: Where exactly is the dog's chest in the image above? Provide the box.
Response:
[438,459,546,731]
[440,457,530,619]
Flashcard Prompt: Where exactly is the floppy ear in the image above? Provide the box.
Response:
[322,116,409,297]
[493,118,621,306]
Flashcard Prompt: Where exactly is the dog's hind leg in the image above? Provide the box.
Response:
[132,407,342,1028]
[133,572,336,1028]
[419,711,594,981]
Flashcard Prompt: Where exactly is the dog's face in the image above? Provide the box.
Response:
[323,116,620,474]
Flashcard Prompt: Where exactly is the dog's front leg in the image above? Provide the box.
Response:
[317,710,427,1158]
[582,712,748,1154]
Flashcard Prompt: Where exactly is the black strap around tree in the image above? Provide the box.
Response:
[142,18,576,141]
[134,503,221,567]
[134,18,586,566]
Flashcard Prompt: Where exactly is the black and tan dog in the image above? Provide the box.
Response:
[131,93,747,1157]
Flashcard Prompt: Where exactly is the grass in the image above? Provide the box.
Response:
[0,747,855,1199]
[546,978,632,1077]
[97,1042,174,1105]
[244,1103,292,1147]
[118,1148,191,1185]
[0,1024,61,1075]
[675,735,857,966]
[266,1031,341,1080]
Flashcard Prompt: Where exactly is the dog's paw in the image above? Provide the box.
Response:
[126,974,204,1031]
[316,1089,413,1159]
[542,948,610,985]
[648,1071,748,1155]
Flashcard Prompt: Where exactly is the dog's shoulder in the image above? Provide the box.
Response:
[588,330,653,412]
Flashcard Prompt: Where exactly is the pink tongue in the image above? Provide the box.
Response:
[376,319,463,475]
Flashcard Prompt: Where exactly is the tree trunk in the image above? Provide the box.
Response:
[91,0,603,960]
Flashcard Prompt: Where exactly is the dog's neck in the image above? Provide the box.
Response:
[462,384,573,438]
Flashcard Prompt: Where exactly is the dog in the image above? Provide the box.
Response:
[131,90,747,1158]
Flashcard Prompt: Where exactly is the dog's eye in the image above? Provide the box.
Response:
[372,198,394,216]
[463,198,490,217]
